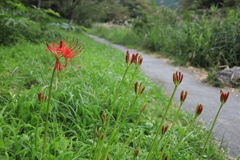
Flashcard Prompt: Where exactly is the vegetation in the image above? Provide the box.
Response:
[0,0,235,159]
[0,31,228,160]
[88,5,240,75]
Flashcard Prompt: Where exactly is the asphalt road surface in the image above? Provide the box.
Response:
[87,34,240,158]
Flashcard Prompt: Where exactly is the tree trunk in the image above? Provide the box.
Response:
[36,0,41,21]
[37,0,41,8]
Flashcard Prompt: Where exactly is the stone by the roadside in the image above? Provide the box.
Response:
[216,67,240,86]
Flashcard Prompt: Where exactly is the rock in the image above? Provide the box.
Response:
[216,67,240,87]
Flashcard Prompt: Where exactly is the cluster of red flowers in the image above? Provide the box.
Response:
[173,71,183,86]
[46,39,84,72]
[125,50,143,66]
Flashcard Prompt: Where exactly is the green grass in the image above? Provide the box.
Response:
[0,30,227,159]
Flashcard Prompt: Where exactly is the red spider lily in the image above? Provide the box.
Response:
[46,39,84,71]
[180,90,188,102]
[195,104,204,117]
[173,71,183,86]
[134,149,139,158]
[125,51,143,66]
[37,92,48,102]
[126,50,130,64]
[101,113,107,123]
[162,125,169,134]
[134,82,145,95]
[220,90,229,104]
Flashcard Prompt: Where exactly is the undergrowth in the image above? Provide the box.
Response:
[0,30,228,159]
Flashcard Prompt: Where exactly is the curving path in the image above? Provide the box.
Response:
[87,34,240,158]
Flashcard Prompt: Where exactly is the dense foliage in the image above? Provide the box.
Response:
[0,0,233,159]
[89,5,240,70]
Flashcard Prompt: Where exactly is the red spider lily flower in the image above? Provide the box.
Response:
[138,55,143,65]
[162,125,169,134]
[46,38,84,71]
[134,82,146,96]
[134,82,138,93]
[195,104,204,117]
[126,50,130,64]
[220,90,229,105]
[37,92,48,102]
[173,71,183,86]
[52,55,65,72]
[180,90,188,102]
[134,149,139,158]
[126,51,143,66]
[101,113,107,123]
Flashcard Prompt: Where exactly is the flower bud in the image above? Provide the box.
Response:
[134,149,139,157]
[180,91,188,102]
[195,104,204,117]
[133,53,139,64]
[101,113,107,123]
[162,125,169,134]
[134,82,146,96]
[220,90,229,105]
[138,54,143,66]
[37,92,47,102]
[173,71,183,86]
[101,134,104,140]
[126,50,130,64]
[134,82,138,93]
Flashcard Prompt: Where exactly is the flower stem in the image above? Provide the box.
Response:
[146,85,178,160]
[159,102,184,159]
[35,102,44,152]
[199,104,224,160]
[115,105,144,159]
[93,65,130,159]
[102,67,139,159]
[169,116,197,159]
[43,68,56,158]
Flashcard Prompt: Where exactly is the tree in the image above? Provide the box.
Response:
[179,0,227,11]
[197,0,224,8]
[179,0,194,11]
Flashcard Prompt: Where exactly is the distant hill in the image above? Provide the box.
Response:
[156,0,180,7]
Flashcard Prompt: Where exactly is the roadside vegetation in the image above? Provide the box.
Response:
[0,0,234,159]
[87,4,240,87]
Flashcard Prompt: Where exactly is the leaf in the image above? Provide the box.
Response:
[45,9,61,17]
[5,18,16,26]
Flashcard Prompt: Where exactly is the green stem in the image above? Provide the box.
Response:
[159,102,184,159]
[113,96,138,136]
[43,68,56,158]
[108,96,138,149]
[102,67,139,160]
[93,65,130,159]
[169,116,197,159]
[35,102,44,152]
[199,104,224,160]
[146,85,178,160]
[115,106,144,159]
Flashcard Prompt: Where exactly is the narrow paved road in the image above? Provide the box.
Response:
[87,34,240,158]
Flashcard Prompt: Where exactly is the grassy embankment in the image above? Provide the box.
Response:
[0,28,228,159]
